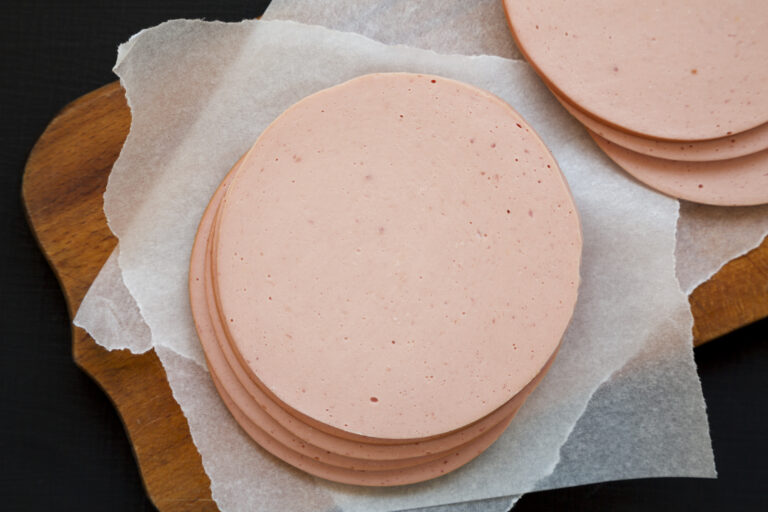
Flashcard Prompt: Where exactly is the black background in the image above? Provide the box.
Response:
[1,1,766,511]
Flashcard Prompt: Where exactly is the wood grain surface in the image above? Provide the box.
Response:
[21,81,768,510]
[22,82,217,512]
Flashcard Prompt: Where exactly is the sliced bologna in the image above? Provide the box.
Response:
[504,0,768,141]
[554,91,768,163]
[592,132,768,206]
[190,73,582,484]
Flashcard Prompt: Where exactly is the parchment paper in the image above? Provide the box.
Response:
[75,19,714,512]
[74,247,151,354]
[676,201,768,294]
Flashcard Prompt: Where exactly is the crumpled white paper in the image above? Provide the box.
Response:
[74,247,152,353]
[75,18,715,512]
[261,0,523,61]
[676,201,768,294]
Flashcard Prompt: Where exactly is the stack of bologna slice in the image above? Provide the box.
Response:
[189,73,582,486]
[504,0,768,206]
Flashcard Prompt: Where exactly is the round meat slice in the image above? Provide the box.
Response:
[203,199,520,466]
[213,72,582,440]
[210,370,518,486]
[504,0,768,140]
[190,156,556,466]
[188,159,558,483]
[190,164,464,470]
[554,91,768,162]
[592,132,768,206]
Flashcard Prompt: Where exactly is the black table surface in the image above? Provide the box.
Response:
[1,1,766,511]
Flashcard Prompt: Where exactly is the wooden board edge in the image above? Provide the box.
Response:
[72,327,217,512]
[690,234,768,346]
[21,82,218,512]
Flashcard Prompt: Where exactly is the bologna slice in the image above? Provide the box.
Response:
[212,73,581,441]
[504,0,768,141]
[190,73,582,484]
[592,132,768,206]
[554,91,768,163]
[191,169,475,470]
[188,157,557,483]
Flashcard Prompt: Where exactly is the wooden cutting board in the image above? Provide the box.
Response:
[21,81,768,511]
